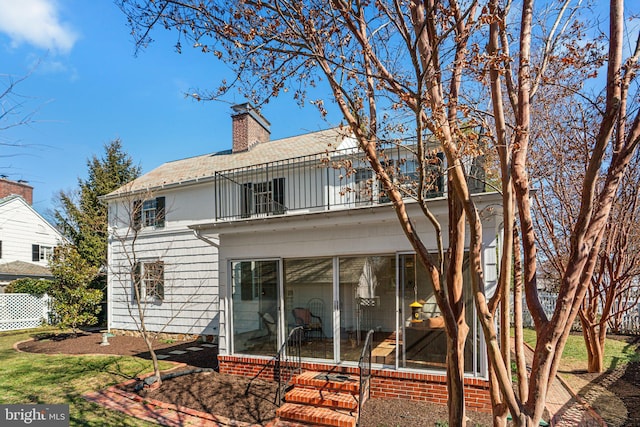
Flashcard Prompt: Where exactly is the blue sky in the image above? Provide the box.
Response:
[0,0,340,217]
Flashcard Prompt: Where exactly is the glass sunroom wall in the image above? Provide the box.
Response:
[339,255,397,363]
[399,253,479,374]
[231,260,279,356]
[283,258,334,359]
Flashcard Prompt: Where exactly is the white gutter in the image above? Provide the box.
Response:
[192,228,220,248]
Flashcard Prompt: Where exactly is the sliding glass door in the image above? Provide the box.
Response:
[283,258,334,359]
[338,256,396,364]
[231,260,279,356]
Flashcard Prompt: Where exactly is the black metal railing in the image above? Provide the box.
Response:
[276,326,304,406]
[212,144,490,221]
[243,326,304,406]
[357,329,374,426]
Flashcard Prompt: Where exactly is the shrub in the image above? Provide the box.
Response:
[49,245,102,334]
[5,278,53,295]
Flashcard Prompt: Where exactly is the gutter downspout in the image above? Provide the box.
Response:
[192,229,220,248]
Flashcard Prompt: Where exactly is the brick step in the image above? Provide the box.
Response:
[292,371,360,394]
[276,402,356,427]
[285,387,359,411]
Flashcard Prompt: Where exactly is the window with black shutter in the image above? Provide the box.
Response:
[133,197,166,229]
[32,244,40,262]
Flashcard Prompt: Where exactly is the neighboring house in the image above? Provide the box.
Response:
[105,104,503,412]
[0,179,65,292]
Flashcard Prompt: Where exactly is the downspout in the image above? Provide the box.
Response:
[192,229,220,248]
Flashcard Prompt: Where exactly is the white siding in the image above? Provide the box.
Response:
[0,197,64,266]
[107,183,219,336]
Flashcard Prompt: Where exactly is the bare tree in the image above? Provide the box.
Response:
[1,70,39,164]
[107,188,213,388]
[117,1,640,425]
[534,139,640,373]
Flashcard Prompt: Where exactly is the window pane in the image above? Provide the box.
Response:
[284,258,333,359]
[339,256,396,363]
[232,260,279,356]
[399,253,477,373]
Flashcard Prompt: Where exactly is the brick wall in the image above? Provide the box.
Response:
[0,179,33,205]
[218,355,492,413]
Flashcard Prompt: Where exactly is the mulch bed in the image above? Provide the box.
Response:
[17,330,217,369]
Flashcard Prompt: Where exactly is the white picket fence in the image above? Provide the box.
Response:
[515,291,640,335]
[0,293,52,332]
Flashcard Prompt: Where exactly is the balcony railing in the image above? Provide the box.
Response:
[214,146,485,221]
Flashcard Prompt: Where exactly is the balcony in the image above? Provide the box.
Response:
[214,146,485,221]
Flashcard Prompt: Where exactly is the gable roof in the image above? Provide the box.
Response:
[105,127,351,199]
[0,195,65,241]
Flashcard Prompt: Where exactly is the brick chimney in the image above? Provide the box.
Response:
[0,178,33,205]
[231,103,271,153]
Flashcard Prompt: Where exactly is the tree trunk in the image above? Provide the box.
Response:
[446,179,468,427]
[142,330,163,388]
[581,315,605,373]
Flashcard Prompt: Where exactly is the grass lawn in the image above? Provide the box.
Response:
[0,327,173,427]
[521,327,640,372]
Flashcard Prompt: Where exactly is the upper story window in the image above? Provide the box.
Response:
[133,197,165,230]
[32,244,53,262]
[241,178,285,218]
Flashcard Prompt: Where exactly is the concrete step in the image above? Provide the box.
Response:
[285,387,359,411]
[276,402,356,427]
[292,371,360,394]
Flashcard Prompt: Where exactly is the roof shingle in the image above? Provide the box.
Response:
[106,127,350,198]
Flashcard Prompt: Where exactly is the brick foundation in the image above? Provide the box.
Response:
[218,355,492,413]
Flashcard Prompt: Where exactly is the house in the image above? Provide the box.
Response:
[0,179,65,292]
[105,104,502,414]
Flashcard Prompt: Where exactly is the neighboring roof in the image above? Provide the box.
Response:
[0,195,66,242]
[105,127,351,198]
[0,194,24,206]
[0,261,52,278]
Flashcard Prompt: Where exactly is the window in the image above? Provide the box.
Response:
[354,169,373,205]
[133,197,165,229]
[241,178,285,217]
[133,260,165,301]
[32,244,53,262]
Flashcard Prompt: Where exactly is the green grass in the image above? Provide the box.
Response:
[0,327,172,427]
[521,327,640,371]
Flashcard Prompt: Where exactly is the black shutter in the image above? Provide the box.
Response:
[0,241,2,259]
[133,262,141,302]
[133,200,142,230]
[273,178,285,214]
[155,261,165,300]
[241,183,252,218]
[155,197,165,228]
[32,244,40,262]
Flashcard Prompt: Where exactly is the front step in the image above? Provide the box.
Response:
[285,387,358,411]
[276,402,356,427]
[276,371,364,427]
[292,371,360,394]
